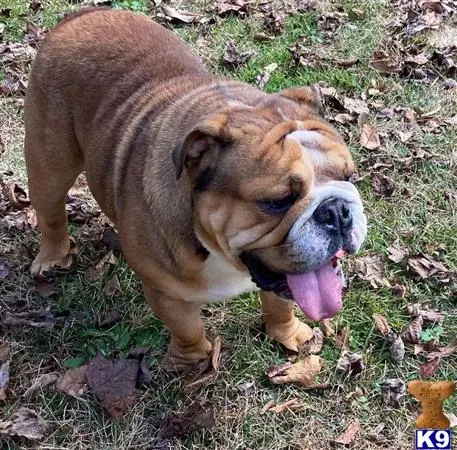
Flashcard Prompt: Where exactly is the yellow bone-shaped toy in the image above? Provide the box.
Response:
[408,380,455,429]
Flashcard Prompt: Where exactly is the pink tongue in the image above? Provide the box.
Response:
[286,261,343,321]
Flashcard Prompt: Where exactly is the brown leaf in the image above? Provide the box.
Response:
[56,365,88,397]
[84,250,117,282]
[336,325,350,351]
[420,356,441,378]
[321,319,335,337]
[333,113,355,124]
[336,351,365,375]
[185,336,222,392]
[5,181,30,209]
[268,355,322,387]
[334,419,360,445]
[255,62,277,90]
[1,310,56,328]
[426,338,457,360]
[370,49,402,74]
[98,309,123,328]
[214,0,251,16]
[317,11,347,39]
[0,408,49,440]
[387,242,407,263]
[371,173,395,197]
[402,315,424,344]
[0,341,11,401]
[105,275,123,297]
[381,379,405,408]
[266,398,302,413]
[406,303,445,323]
[387,332,405,364]
[360,123,381,149]
[34,276,58,298]
[372,313,392,336]
[407,254,449,281]
[161,5,200,23]
[160,402,215,439]
[22,373,57,399]
[223,41,254,68]
[351,254,389,288]
[2,209,35,230]
[303,327,324,354]
[86,354,138,419]
[392,283,407,297]
[344,97,369,115]
[263,9,285,34]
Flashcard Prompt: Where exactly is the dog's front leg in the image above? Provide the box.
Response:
[142,282,212,369]
[260,290,313,352]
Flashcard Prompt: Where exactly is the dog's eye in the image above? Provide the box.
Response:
[259,193,298,214]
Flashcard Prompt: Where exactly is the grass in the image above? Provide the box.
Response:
[1,0,457,449]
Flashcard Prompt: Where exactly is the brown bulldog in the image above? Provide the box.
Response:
[24,8,367,367]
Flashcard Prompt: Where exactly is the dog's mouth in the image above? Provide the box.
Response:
[240,251,346,321]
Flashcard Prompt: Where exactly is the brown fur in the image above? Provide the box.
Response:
[24,9,354,365]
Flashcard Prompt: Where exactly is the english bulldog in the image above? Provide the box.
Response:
[24,8,367,367]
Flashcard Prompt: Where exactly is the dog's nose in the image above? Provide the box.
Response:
[313,198,353,234]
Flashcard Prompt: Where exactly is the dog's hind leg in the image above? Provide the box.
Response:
[24,103,83,276]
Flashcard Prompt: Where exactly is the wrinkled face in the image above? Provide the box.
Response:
[175,86,367,321]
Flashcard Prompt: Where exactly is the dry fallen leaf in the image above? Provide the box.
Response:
[265,398,302,413]
[337,351,365,375]
[105,275,123,297]
[303,327,324,354]
[0,408,49,441]
[223,41,254,68]
[336,325,350,351]
[185,336,222,392]
[321,319,335,337]
[407,254,449,281]
[86,355,138,419]
[5,181,30,209]
[160,402,215,439]
[351,254,389,288]
[370,49,402,74]
[371,173,396,197]
[268,355,323,387]
[1,310,56,328]
[334,419,360,445]
[372,313,392,336]
[402,315,424,344]
[255,62,278,91]
[0,341,11,401]
[22,373,57,399]
[426,338,457,360]
[56,365,88,397]
[360,123,381,149]
[387,242,408,263]
[381,379,405,408]
[84,250,117,282]
[161,5,200,23]
[344,96,369,116]
[34,276,58,298]
[214,0,251,16]
[406,303,445,323]
[387,332,405,364]
[420,356,441,378]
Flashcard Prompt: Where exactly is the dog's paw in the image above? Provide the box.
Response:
[161,338,213,372]
[266,317,313,353]
[31,239,76,276]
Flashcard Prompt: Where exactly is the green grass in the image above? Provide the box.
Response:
[1,0,456,449]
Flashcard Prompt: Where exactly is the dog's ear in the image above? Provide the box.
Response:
[173,114,231,181]
[279,85,323,115]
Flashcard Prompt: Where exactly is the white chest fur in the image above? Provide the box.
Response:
[197,251,257,302]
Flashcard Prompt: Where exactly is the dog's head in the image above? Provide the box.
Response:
[173,85,367,321]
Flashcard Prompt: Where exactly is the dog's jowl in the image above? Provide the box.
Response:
[24,8,367,367]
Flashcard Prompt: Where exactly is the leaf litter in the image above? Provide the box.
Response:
[267,355,325,388]
[0,408,49,441]
[0,341,11,401]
